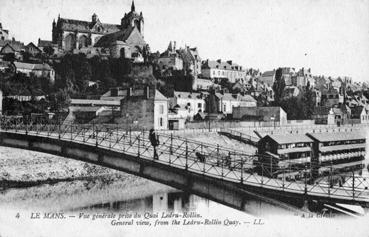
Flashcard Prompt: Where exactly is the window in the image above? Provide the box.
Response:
[223,104,226,112]
[198,103,202,110]
[159,105,164,114]
[159,118,163,127]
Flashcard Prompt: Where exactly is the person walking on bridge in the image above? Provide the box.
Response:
[149,128,159,160]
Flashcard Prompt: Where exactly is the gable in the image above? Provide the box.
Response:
[125,28,146,46]
[0,44,15,54]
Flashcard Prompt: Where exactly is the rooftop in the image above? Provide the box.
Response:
[307,132,366,142]
[266,134,313,144]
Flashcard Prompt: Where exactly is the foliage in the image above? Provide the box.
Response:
[272,68,285,104]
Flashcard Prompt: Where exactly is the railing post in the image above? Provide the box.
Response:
[352,171,355,199]
[202,143,205,173]
[304,165,307,195]
[217,144,220,166]
[116,124,119,143]
[70,123,73,140]
[240,157,243,184]
[58,119,61,139]
[282,167,285,190]
[107,128,111,149]
[129,127,132,145]
[95,127,98,147]
[82,126,85,142]
[261,163,264,185]
[170,133,173,155]
[138,134,140,158]
[185,139,188,170]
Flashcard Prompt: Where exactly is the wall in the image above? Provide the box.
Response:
[119,95,155,130]
[154,100,168,130]
[185,119,317,130]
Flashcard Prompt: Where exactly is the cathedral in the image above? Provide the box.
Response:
[52,0,147,60]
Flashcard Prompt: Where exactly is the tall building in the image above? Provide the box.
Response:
[52,0,145,56]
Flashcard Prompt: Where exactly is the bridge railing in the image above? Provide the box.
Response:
[1,118,369,203]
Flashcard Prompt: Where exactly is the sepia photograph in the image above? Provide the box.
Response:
[0,0,369,236]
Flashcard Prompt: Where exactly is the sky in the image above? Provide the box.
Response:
[0,0,369,81]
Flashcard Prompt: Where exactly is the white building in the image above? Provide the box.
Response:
[153,90,169,130]
[216,93,257,115]
[259,70,275,87]
[201,59,246,83]
[13,62,55,84]
[171,91,207,120]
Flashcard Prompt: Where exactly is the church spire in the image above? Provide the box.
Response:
[131,0,135,12]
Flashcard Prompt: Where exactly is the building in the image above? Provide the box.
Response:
[25,42,42,56]
[312,106,331,124]
[259,70,275,87]
[327,107,349,126]
[170,91,207,120]
[100,87,128,101]
[215,93,256,115]
[257,134,314,178]
[119,86,168,130]
[0,40,25,58]
[13,62,55,83]
[5,88,46,102]
[201,59,246,83]
[283,86,300,98]
[307,132,366,178]
[177,46,201,78]
[292,68,314,88]
[232,106,287,125]
[52,0,145,58]
[279,67,297,86]
[157,41,183,71]
[321,87,344,107]
[37,39,59,54]
[351,106,369,124]
[0,22,9,41]
[193,77,214,91]
[313,106,348,125]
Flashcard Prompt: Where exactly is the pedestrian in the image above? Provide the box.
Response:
[149,128,159,160]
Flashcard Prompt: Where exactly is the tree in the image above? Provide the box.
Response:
[43,46,55,56]
[302,81,315,119]
[272,68,285,105]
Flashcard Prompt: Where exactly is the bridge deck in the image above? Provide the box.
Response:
[0,122,368,207]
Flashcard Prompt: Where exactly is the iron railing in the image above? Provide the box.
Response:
[0,117,368,204]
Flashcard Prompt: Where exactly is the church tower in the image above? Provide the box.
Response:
[121,0,144,37]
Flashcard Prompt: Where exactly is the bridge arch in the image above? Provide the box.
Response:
[0,131,309,213]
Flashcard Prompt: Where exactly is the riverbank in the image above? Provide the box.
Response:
[0,147,175,211]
